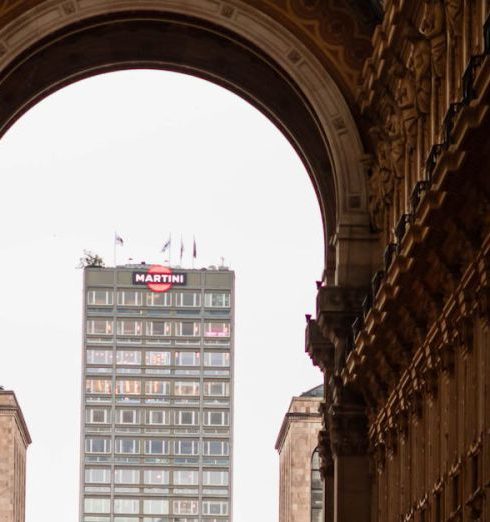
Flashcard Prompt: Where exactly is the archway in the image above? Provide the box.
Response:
[0,0,376,284]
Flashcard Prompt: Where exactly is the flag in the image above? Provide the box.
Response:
[115,233,124,246]
[161,235,171,253]
[180,235,184,263]
[193,237,197,258]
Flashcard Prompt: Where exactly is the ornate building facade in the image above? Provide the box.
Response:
[0,1,489,521]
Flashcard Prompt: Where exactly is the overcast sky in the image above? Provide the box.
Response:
[0,70,324,522]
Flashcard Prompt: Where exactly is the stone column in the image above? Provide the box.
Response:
[313,285,372,522]
[329,403,371,522]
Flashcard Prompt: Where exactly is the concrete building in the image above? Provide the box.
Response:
[276,386,323,522]
[0,390,31,522]
[80,264,234,522]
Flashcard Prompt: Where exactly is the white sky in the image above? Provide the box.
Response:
[0,70,324,522]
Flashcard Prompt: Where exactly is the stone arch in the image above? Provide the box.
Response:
[0,0,376,283]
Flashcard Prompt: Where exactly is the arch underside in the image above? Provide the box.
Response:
[0,12,335,237]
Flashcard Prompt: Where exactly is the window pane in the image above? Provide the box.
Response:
[175,351,200,366]
[146,321,171,336]
[144,469,169,485]
[204,322,230,338]
[87,320,113,335]
[84,498,110,513]
[114,469,140,484]
[114,499,140,514]
[204,292,230,308]
[117,291,142,306]
[116,351,141,365]
[174,381,200,396]
[115,380,141,395]
[85,468,111,484]
[86,379,112,394]
[87,350,113,365]
[117,321,142,336]
[145,351,171,366]
[174,470,198,485]
[145,380,170,395]
[143,500,169,515]
[204,353,229,367]
[88,290,113,306]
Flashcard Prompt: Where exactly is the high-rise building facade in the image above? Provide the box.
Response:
[79,264,234,522]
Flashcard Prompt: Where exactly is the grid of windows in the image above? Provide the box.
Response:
[82,267,233,522]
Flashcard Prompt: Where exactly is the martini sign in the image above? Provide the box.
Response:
[132,265,187,293]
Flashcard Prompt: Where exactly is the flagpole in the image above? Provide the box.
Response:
[169,234,172,267]
[113,233,117,267]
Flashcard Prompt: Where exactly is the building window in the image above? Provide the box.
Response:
[202,501,228,515]
[116,350,141,365]
[87,290,113,306]
[174,381,200,396]
[144,380,170,395]
[146,410,169,425]
[203,411,229,426]
[175,322,201,337]
[146,292,172,307]
[204,292,230,308]
[175,351,200,366]
[115,438,140,454]
[87,350,113,365]
[87,320,113,335]
[117,291,142,306]
[143,500,169,515]
[116,409,139,424]
[175,410,199,426]
[174,440,200,455]
[144,469,169,485]
[115,380,141,395]
[84,498,110,514]
[203,382,229,397]
[174,292,201,307]
[203,441,229,456]
[114,499,140,514]
[85,438,111,454]
[86,408,110,424]
[172,500,199,515]
[85,468,111,484]
[203,471,229,486]
[117,320,142,336]
[311,449,324,522]
[146,321,171,336]
[174,470,199,485]
[204,353,230,367]
[145,351,171,366]
[86,379,112,394]
[203,322,230,338]
[114,469,140,484]
[144,439,170,455]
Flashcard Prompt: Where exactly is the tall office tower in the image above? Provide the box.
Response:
[80,264,234,522]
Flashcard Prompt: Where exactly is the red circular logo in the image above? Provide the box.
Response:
[147,265,173,293]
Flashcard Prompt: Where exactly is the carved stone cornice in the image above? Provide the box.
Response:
[316,285,366,362]
[305,316,334,373]
[317,427,334,479]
